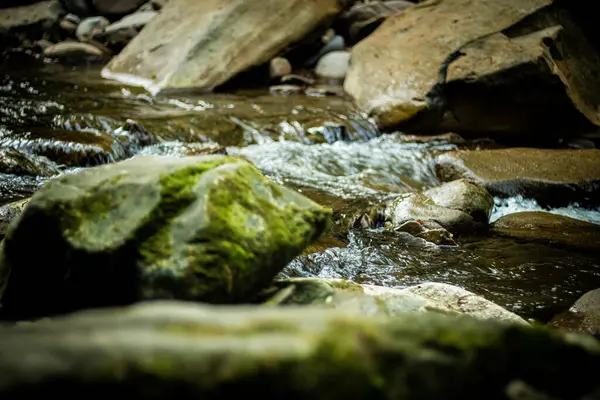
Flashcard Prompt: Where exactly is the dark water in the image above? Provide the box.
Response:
[2,55,600,323]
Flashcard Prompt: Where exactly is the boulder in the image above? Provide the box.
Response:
[423,179,493,224]
[102,0,345,94]
[491,212,600,254]
[0,0,63,46]
[0,300,598,398]
[260,278,528,325]
[344,0,600,138]
[385,180,493,239]
[434,148,600,207]
[549,288,600,335]
[0,155,331,320]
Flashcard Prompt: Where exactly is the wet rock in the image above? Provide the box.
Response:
[0,198,28,240]
[339,1,414,44]
[315,50,351,80]
[2,127,126,167]
[491,212,600,254]
[102,0,345,94]
[385,180,492,239]
[549,288,600,335]
[43,40,108,62]
[424,178,494,224]
[306,34,345,65]
[344,0,600,138]
[0,148,59,177]
[0,155,331,320]
[434,149,600,207]
[0,0,63,46]
[91,0,147,16]
[304,84,345,97]
[75,16,109,41]
[261,278,528,325]
[58,13,79,34]
[281,73,315,86]
[269,57,292,80]
[0,301,598,398]
[269,84,303,95]
[104,10,157,33]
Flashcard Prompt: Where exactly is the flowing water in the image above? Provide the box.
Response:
[2,54,600,323]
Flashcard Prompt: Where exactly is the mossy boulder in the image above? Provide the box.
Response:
[0,300,598,399]
[0,155,331,320]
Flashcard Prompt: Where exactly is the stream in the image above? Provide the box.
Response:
[2,54,600,323]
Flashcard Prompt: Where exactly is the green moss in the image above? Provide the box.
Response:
[137,158,232,265]
[175,162,331,302]
[329,279,364,293]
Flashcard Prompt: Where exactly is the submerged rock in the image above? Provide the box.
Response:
[549,288,600,335]
[491,212,600,254]
[0,155,331,320]
[0,148,60,177]
[260,278,528,325]
[102,0,345,94]
[0,198,28,240]
[434,149,600,207]
[0,300,598,398]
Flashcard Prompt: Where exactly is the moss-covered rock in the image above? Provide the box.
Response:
[0,155,331,320]
[0,300,598,399]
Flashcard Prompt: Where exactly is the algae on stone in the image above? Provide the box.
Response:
[0,301,598,399]
[0,155,331,319]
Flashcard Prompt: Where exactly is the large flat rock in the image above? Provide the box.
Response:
[102,0,344,94]
[0,301,599,398]
[434,148,600,206]
[491,211,600,254]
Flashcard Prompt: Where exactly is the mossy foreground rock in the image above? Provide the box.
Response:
[0,301,599,399]
[0,155,331,319]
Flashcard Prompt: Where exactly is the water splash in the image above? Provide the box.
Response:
[491,196,600,225]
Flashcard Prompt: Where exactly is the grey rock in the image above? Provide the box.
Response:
[424,178,493,224]
[101,0,344,94]
[549,288,600,335]
[75,16,109,41]
[315,50,351,80]
[269,57,292,80]
[0,300,597,398]
[104,10,157,33]
[0,148,59,178]
[0,155,331,320]
[43,40,107,61]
